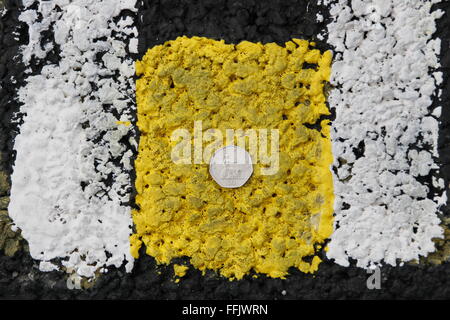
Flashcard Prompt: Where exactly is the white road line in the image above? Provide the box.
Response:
[9,0,137,277]
[327,0,445,268]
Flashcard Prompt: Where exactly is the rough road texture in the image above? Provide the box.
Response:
[0,0,449,299]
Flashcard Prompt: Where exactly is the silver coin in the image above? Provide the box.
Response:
[209,145,253,188]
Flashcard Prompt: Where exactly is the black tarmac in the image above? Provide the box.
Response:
[0,0,449,299]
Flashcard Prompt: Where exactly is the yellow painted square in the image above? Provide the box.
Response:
[131,36,333,279]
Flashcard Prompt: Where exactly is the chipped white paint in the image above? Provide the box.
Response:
[327,0,445,268]
[9,0,137,277]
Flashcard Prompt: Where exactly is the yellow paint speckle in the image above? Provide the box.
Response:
[174,264,189,278]
[132,36,334,280]
[116,121,131,126]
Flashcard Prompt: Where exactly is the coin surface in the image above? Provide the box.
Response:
[209,146,253,188]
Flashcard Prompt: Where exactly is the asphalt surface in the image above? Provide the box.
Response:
[0,0,449,299]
